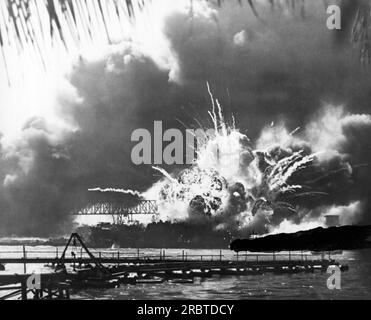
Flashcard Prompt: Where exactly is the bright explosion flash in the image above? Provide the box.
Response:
[142,89,326,235]
[92,86,342,235]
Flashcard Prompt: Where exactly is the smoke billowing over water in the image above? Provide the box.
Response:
[1,1,371,236]
[142,100,371,235]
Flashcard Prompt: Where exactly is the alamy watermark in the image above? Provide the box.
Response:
[326,5,341,30]
[327,265,341,290]
[27,273,41,290]
[131,121,217,165]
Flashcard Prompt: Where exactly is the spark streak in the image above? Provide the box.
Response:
[88,187,141,197]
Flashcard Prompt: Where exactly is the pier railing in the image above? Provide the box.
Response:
[0,234,347,301]
[0,247,334,264]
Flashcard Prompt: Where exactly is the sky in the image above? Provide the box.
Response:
[0,0,184,138]
[1,0,371,236]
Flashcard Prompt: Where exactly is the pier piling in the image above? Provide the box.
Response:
[0,234,349,300]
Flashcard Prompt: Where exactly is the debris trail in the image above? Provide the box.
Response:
[88,188,141,197]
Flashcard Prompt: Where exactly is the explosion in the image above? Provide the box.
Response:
[3,1,371,237]
[141,90,330,235]
[90,81,369,237]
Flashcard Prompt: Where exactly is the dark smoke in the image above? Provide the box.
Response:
[1,1,371,236]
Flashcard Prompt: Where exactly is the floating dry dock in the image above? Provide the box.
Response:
[0,233,349,300]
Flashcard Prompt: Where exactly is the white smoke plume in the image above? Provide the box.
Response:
[88,188,141,197]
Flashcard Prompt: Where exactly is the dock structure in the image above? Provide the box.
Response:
[0,233,349,300]
[0,255,346,269]
[0,273,71,300]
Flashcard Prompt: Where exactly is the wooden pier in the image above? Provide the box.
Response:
[0,233,349,300]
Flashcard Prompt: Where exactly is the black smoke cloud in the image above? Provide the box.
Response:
[1,1,371,236]
[0,118,77,236]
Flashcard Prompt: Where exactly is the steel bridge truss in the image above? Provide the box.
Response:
[71,200,158,224]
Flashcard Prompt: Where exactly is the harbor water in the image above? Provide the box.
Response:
[1,247,371,300]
